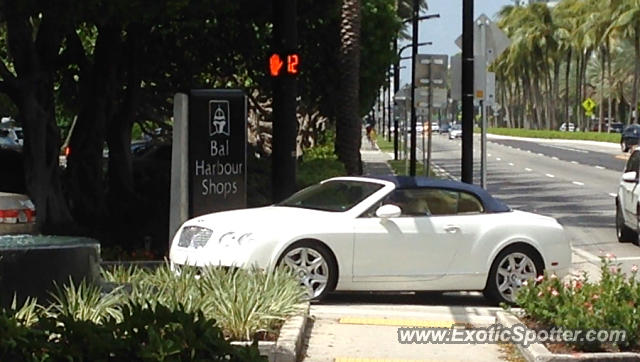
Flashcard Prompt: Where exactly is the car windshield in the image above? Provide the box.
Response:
[278,180,383,212]
[452,125,461,130]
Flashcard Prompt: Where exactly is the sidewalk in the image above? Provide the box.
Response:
[360,135,394,176]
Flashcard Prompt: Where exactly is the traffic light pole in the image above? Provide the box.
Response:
[272,0,298,202]
[461,0,474,184]
[409,0,419,176]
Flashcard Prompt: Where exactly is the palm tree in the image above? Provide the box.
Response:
[608,0,640,124]
[335,0,362,175]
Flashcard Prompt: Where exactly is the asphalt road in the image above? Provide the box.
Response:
[425,133,640,274]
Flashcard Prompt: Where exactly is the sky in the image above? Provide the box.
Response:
[398,0,515,86]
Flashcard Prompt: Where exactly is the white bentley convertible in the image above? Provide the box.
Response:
[170,176,571,304]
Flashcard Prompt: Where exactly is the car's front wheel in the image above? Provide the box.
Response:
[484,245,544,305]
[277,241,337,301]
[616,202,637,243]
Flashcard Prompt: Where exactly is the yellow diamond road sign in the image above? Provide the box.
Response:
[582,98,596,112]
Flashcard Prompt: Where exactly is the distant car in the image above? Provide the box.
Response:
[449,125,462,139]
[431,122,440,133]
[0,129,21,152]
[621,124,640,153]
[617,149,640,244]
[610,123,624,133]
[440,123,451,133]
[0,192,37,235]
[415,123,423,134]
[171,176,570,304]
[559,122,575,132]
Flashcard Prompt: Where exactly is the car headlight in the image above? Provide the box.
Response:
[219,232,254,247]
[178,226,213,248]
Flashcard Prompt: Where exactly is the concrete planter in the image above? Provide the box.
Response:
[496,311,640,362]
[231,302,310,362]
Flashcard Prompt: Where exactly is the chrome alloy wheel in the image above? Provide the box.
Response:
[283,247,329,298]
[495,252,537,303]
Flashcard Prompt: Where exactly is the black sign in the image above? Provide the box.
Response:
[188,90,247,217]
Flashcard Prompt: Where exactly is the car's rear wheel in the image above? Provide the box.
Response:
[616,202,637,243]
[277,241,337,301]
[484,245,544,305]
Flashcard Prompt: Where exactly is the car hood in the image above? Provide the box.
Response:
[183,205,340,232]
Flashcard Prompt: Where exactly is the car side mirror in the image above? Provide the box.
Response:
[376,204,401,219]
[622,171,638,183]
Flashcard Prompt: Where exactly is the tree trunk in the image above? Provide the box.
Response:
[3,12,75,233]
[633,30,640,123]
[564,50,571,125]
[66,25,121,229]
[336,0,362,175]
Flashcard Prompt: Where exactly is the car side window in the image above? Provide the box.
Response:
[625,151,640,173]
[457,191,484,214]
[360,188,485,218]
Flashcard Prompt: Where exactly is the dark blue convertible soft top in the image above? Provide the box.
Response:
[366,175,511,213]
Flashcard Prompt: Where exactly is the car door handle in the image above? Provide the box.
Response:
[444,225,460,233]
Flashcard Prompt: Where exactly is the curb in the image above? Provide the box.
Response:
[233,302,310,362]
[496,311,640,361]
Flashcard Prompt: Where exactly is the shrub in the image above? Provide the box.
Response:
[297,143,346,189]
[516,256,640,351]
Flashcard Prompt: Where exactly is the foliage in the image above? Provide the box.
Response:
[298,143,347,189]
[516,256,640,351]
[101,264,307,341]
[486,127,620,143]
[0,302,264,361]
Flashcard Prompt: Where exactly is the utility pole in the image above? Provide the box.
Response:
[393,41,400,161]
[272,0,298,202]
[409,0,419,176]
[461,0,474,184]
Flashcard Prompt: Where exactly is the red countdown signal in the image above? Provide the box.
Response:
[269,53,300,77]
[287,54,299,75]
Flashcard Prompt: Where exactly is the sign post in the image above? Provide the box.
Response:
[169,90,248,243]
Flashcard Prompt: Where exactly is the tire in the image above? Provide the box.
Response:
[277,241,337,301]
[616,202,637,243]
[484,244,544,305]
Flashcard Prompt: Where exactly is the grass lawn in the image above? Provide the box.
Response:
[376,134,395,152]
[486,127,621,143]
[388,159,438,177]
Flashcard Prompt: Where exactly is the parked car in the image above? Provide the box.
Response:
[559,122,575,132]
[170,176,571,304]
[0,129,22,152]
[0,191,36,234]
[440,123,451,133]
[449,124,462,139]
[617,149,640,244]
[431,122,440,133]
[620,124,640,153]
[610,122,624,133]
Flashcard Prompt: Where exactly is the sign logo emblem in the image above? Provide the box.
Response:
[209,100,230,136]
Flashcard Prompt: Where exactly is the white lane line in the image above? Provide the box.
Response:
[537,153,544,156]
[572,181,585,186]
[545,173,555,178]
[525,168,532,172]
[551,156,559,160]
[527,150,531,153]
[508,163,514,166]
[496,157,501,161]
[595,165,605,170]
[609,193,617,197]
[546,144,589,153]
[571,161,579,164]
[488,153,491,157]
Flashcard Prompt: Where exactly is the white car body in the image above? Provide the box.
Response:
[449,126,462,139]
[559,122,575,132]
[431,122,440,133]
[171,176,571,303]
[617,149,640,244]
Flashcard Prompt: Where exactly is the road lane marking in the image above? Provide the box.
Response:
[525,168,532,171]
[339,317,456,328]
[609,193,617,197]
[545,173,555,178]
[551,156,559,160]
[571,161,579,164]
[508,163,514,166]
[496,157,501,161]
[546,144,589,153]
[595,165,605,169]
[488,153,491,157]
[572,181,584,186]
[537,153,544,156]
